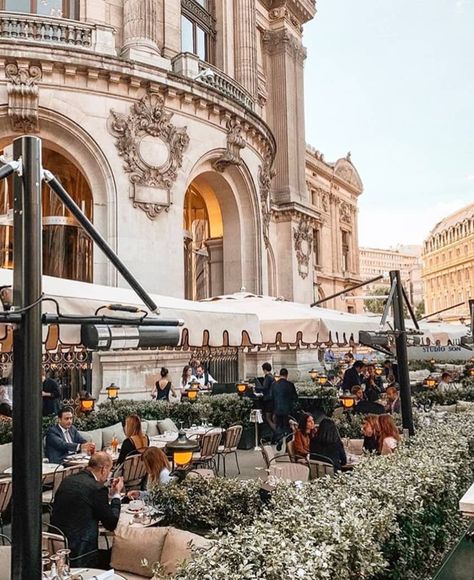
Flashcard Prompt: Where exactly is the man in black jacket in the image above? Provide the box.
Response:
[52,452,123,567]
[272,368,298,440]
[256,362,275,431]
[341,360,365,391]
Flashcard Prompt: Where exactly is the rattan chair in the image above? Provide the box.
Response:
[118,452,148,490]
[191,430,222,474]
[308,453,335,479]
[267,456,309,482]
[42,465,66,512]
[0,479,12,536]
[217,425,243,476]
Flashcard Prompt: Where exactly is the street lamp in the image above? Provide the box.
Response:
[424,376,437,389]
[375,365,383,376]
[187,380,200,402]
[106,382,120,401]
[317,374,328,386]
[236,381,247,395]
[308,368,318,382]
[167,429,199,469]
[79,394,96,414]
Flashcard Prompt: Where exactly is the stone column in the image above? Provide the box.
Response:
[233,0,258,97]
[122,0,170,67]
[206,237,224,297]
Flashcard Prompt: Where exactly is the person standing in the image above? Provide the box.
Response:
[52,452,123,568]
[272,368,298,440]
[42,371,62,416]
[257,362,276,431]
[152,367,178,401]
[341,360,365,391]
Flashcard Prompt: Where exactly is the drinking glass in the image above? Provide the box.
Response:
[42,557,51,578]
[201,417,208,428]
[56,548,71,578]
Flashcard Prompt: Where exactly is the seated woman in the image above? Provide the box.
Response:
[152,367,178,401]
[378,414,400,455]
[293,413,315,459]
[117,414,150,465]
[179,365,197,400]
[127,447,171,500]
[309,418,347,471]
[362,415,379,453]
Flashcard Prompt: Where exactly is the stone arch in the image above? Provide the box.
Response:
[0,106,118,285]
[182,150,261,296]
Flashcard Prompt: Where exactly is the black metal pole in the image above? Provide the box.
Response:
[12,136,43,579]
[310,274,384,307]
[390,270,414,436]
[43,171,158,313]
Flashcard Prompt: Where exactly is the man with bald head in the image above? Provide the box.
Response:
[52,452,123,567]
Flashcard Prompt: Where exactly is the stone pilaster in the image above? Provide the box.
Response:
[263,28,307,204]
[233,0,258,97]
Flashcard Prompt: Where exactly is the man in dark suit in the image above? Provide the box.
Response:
[256,362,275,431]
[52,452,123,567]
[341,360,365,391]
[272,368,298,440]
[45,407,93,464]
[42,371,62,416]
[352,386,385,415]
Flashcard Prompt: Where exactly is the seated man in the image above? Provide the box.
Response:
[385,386,401,414]
[52,452,123,568]
[194,364,217,390]
[352,386,385,415]
[45,406,93,464]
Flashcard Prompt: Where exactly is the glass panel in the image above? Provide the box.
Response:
[68,0,79,19]
[37,0,64,18]
[196,26,206,60]
[5,0,31,12]
[181,15,194,53]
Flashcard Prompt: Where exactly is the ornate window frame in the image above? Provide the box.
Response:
[181,0,216,63]
[1,0,80,19]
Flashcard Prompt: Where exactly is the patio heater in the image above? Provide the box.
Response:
[0,136,184,579]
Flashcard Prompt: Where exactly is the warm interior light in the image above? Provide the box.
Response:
[187,388,198,401]
[106,385,119,399]
[173,450,193,466]
[236,382,247,394]
[425,377,437,388]
[317,375,328,386]
[340,396,355,409]
[80,398,95,413]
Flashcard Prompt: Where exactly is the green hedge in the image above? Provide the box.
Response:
[0,394,254,445]
[412,382,474,407]
[165,412,474,580]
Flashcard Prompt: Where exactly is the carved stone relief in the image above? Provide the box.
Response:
[5,63,42,133]
[258,150,276,249]
[212,117,246,172]
[262,29,307,64]
[335,164,353,183]
[339,201,352,224]
[293,215,314,279]
[108,92,189,219]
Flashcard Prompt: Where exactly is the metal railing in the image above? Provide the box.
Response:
[0,12,93,48]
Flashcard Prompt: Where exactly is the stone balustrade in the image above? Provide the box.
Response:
[196,62,254,111]
[0,12,115,55]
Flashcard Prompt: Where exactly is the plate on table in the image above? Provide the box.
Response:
[126,500,145,513]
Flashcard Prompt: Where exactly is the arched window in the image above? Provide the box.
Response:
[181,0,215,62]
[2,0,79,19]
[0,147,93,282]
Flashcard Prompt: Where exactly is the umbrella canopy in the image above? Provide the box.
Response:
[0,270,261,349]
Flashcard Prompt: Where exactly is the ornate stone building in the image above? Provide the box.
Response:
[422,203,474,323]
[0,0,365,390]
[305,147,363,313]
[359,245,424,309]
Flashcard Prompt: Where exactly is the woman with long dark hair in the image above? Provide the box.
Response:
[152,367,177,401]
[293,413,315,458]
[309,418,347,471]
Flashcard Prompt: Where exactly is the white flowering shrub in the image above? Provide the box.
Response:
[170,412,474,580]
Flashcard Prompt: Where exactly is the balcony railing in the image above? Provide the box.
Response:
[0,12,115,54]
[197,61,254,111]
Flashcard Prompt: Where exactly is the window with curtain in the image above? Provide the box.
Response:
[2,0,79,19]
[181,0,215,62]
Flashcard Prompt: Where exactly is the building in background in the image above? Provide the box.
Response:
[422,202,474,323]
[359,246,424,311]
[306,148,363,314]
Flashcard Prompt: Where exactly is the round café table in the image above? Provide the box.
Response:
[70,568,127,579]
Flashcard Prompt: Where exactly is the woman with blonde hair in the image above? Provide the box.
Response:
[378,414,400,455]
[127,447,171,499]
[117,414,149,464]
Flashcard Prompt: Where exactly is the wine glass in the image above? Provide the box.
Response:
[56,548,71,578]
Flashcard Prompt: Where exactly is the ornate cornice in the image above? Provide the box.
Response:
[108,92,189,219]
[212,116,246,172]
[262,29,307,64]
[5,62,42,132]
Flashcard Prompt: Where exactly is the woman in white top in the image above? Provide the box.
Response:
[378,414,401,455]
[127,447,171,500]
[178,365,196,397]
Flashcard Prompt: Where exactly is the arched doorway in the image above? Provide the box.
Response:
[183,182,223,300]
[0,147,93,282]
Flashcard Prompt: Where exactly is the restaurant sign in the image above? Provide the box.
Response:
[408,345,472,362]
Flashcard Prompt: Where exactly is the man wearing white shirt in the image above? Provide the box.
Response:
[44,407,94,464]
[195,364,217,390]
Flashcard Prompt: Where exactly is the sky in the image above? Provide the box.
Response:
[303,0,474,249]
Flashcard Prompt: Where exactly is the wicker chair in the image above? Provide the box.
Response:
[308,454,335,479]
[0,479,12,536]
[217,425,243,476]
[117,452,148,491]
[42,465,66,512]
[191,431,222,474]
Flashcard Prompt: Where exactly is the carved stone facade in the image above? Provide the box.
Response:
[5,62,42,133]
[212,117,246,173]
[293,215,314,279]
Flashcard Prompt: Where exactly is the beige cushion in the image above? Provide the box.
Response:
[102,422,126,449]
[141,421,149,435]
[0,545,11,579]
[456,400,474,412]
[78,428,103,451]
[433,404,458,413]
[111,525,169,578]
[157,419,178,434]
[145,420,159,437]
[160,527,211,576]
[0,443,12,473]
[348,439,364,455]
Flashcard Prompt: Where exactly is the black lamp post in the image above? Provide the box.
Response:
[166,429,200,473]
